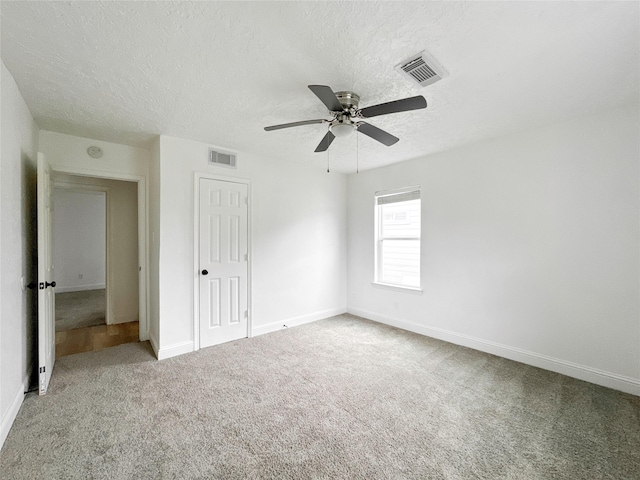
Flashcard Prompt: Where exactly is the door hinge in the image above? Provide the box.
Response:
[245,310,248,319]
[244,253,248,261]
[39,366,47,393]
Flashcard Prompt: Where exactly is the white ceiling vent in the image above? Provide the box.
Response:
[208,148,237,168]
[395,50,448,87]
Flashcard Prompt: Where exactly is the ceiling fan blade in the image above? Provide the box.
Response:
[264,119,327,131]
[357,122,399,146]
[358,95,427,118]
[314,131,336,152]
[308,85,344,112]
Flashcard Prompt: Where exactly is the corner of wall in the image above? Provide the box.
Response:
[148,331,159,359]
[147,136,161,351]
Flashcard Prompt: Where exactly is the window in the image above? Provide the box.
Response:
[374,187,421,289]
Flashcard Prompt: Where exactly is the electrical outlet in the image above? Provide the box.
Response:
[78,273,83,279]
[393,301,399,310]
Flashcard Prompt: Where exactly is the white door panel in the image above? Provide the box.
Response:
[37,152,55,394]
[199,179,248,348]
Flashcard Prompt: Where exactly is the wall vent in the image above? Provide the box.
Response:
[208,148,237,168]
[395,50,448,87]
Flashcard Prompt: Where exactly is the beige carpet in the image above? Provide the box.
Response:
[2,314,639,479]
[55,289,106,331]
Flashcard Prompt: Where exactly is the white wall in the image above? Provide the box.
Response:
[0,62,39,449]
[155,135,347,358]
[53,189,106,292]
[53,175,139,325]
[347,105,640,395]
[39,131,149,180]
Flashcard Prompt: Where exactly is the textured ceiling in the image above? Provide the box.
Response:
[1,1,638,173]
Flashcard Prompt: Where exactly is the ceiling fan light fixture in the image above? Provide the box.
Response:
[330,122,355,137]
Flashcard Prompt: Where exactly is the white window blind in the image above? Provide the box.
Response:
[376,189,420,205]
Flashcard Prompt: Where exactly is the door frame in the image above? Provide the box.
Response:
[53,182,112,324]
[193,172,252,351]
[48,166,149,342]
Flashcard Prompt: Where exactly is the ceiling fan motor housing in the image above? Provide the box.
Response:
[328,92,360,137]
[334,91,360,110]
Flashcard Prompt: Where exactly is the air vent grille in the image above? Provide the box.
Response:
[209,148,237,168]
[395,50,447,87]
[402,58,437,83]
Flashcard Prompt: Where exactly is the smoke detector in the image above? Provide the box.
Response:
[395,50,448,87]
[87,146,103,158]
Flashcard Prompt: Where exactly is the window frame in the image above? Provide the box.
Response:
[373,186,422,293]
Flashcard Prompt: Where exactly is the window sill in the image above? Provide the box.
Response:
[371,282,423,295]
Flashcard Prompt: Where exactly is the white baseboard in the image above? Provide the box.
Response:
[0,373,29,450]
[157,340,194,360]
[149,332,159,358]
[56,283,105,293]
[252,307,347,337]
[348,307,640,397]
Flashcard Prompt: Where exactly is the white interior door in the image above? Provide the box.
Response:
[199,178,249,348]
[37,152,55,394]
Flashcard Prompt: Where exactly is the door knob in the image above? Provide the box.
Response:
[45,281,56,288]
[201,270,208,276]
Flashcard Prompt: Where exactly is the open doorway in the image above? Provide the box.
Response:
[53,174,139,357]
[54,188,107,331]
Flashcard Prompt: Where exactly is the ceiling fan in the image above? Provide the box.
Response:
[264,85,427,152]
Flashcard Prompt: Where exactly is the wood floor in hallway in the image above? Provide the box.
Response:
[55,321,139,358]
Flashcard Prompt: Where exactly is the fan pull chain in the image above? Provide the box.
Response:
[356,128,359,174]
[327,146,330,173]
